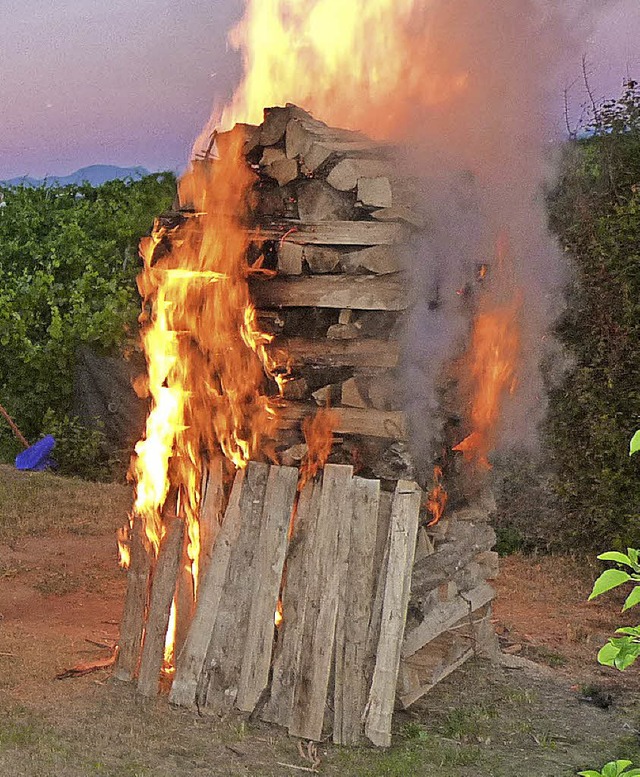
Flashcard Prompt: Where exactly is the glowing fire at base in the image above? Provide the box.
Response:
[426,466,448,526]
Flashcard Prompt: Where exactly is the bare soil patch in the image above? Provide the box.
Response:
[1,466,638,776]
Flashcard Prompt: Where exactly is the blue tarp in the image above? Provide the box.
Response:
[15,434,56,471]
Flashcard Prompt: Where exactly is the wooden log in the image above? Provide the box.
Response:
[341,245,403,275]
[113,514,151,682]
[137,509,185,698]
[303,246,342,273]
[199,462,270,714]
[277,242,304,275]
[169,470,245,708]
[279,403,408,440]
[250,273,408,311]
[327,159,391,191]
[364,480,421,748]
[357,177,392,208]
[259,107,294,146]
[333,477,381,745]
[249,220,410,246]
[262,478,322,727]
[174,527,195,662]
[371,206,425,229]
[296,180,354,222]
[267,338,400,369]
[289,464,354,742]
[236,466,299,712]
[402,582,495,658]
[266,158,299,187]
[286,116,385,162]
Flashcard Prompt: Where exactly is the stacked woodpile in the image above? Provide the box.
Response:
[115,106,499,747]
[216,104,418,481]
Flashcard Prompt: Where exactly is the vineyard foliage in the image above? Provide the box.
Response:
[0,173,176,472]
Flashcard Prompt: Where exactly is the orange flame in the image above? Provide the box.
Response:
[453,239,521,469]
[299,408,337,491]
[116,523,131,569]
[274,597,284,629]
[426,466,448,526]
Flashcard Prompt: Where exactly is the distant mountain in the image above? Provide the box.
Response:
[1,164,150,188]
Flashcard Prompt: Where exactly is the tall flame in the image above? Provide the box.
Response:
[453,236,521,469]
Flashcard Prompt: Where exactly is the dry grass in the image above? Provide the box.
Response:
[0,464,131,541]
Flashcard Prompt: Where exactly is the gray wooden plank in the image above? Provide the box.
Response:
[169,469,245,708]
[364,480,421,747]
[260,478,322,727]
[236,466,299,712]
[333,477,381,745]
[289,464,354,741]
[198,462,270,715]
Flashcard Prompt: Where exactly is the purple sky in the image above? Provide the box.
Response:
[0,0,638,180]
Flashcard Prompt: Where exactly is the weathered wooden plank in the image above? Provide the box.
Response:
[251,273,408,311]
[289,464,354,741]
[333,477,381,745]
[169,470,245,708]
[113,514,151,682]
[327,159,392,191]
[261,478,322,728]
[278,403,408,440]
[198,462,270,715]
[174,527,195,662]
[137,508,185,698]
[236,466,299,712]
[364,480,421,748]
[197,459,225,592]
[249,220,410,246]
[402,582,495,658]
[268,338,400,369]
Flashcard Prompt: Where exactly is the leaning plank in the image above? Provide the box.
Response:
[333,477,381,745]
[251,273,408,311]
[364,480,421,748]
[199,462,270,715]
[174,528,195,662]
[261,478,322,728]
[236,466,299,712]
[402,582,495,658]
[137,511,185,697]
[197,459,226,592]
[279,403,408,440]
[169,470,245,708]
[248,220,410,246]
[289,464,354,741]
[113,514,151,682]
[268,338,400,369]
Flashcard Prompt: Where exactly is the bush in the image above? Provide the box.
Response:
[0,174,176,473]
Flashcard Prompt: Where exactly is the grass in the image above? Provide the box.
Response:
[0,464,131,541]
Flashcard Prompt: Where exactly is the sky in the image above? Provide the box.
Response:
[0,0,638,180]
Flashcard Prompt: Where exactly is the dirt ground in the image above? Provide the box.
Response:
[1,465,639,777]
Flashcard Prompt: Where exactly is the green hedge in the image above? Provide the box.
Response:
[545,81,640,550]
[0,174,176,471]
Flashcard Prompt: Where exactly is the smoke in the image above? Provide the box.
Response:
[393,0,606,474]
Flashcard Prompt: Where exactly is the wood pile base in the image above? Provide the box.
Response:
[116,461,499,747]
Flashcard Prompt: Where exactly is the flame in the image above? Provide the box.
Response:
[274,597,284,629]
[426,466,447,526]
[299,408,337,490]
[453,239,521,469]
[116,523,131,569]
[162,599,177,676]
[192,0,468,148]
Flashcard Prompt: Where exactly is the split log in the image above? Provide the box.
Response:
[249,220,411,246]
[286,115,385,162]
[251,273,408,311]
[261,478,322,727]
[113,515,151,682]
[357,177,393,208]
[199,462,270,715]
[197,460,225,591]
[174,528,195,662]
[402,582,495,659]
[365,480,421,748]
[265,158,299,187]
[327,159,391,191]
[277,243,304,275]
[303,246,342,274]
[137,508,185,697]
[268,338,400,369]
[296,181,354,222]
[333,477,380,745]
[236,466,299,712]
[371,206,425,229]
[341,245,403,275]
[279,403,408,440]
[169,470,245,708]
[289,464,354,742]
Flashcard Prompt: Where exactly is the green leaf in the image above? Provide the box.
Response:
[589,569,632,599]
[623,586,640,611]
[603,762,633,777]
[598,552,633,567]
[597,641,619,667]
[577,772,603,777]
[630,430,640,455]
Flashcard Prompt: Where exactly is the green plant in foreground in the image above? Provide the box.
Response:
[578,760,640,777]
